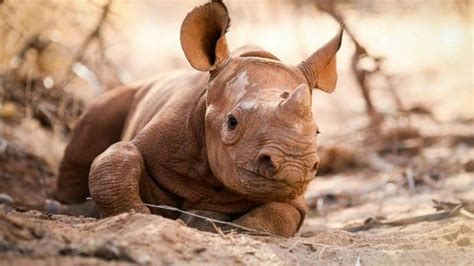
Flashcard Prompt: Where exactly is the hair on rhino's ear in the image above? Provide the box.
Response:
[180,0,231,72]
[297,27,343,93]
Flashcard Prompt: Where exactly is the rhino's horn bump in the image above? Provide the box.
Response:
[281,84,311,116]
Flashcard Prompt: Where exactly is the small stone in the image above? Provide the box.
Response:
[136,254,151,264]
[29,227,45,239]
[0,137,7,155]
[193,247,206,254]
[0,193,13,205]
[44,199,61,214]
[94,244,121,260]
[464,159,474,172]
[15,206,29,212]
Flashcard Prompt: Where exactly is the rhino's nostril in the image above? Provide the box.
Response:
[312,158,320,172]
[258,154,277,177]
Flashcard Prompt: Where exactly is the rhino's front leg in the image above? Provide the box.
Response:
[89,142,150,217]
[233,202,304,238]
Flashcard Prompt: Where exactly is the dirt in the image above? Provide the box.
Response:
[0,208,472,266]
[0,73,85,134]
[0,140,55,209]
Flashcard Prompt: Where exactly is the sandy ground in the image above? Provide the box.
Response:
[0,209,472,265]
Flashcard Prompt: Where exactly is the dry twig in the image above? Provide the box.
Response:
[342,199,474,232]
[62,0,124,88]
[142,203,278,237]
[314,0,413,126]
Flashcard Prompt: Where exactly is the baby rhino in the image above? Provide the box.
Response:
[53,0,342,237]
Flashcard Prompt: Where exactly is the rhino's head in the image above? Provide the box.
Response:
[180,0,342,202]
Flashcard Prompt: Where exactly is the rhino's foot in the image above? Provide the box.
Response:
[232,202,303,238]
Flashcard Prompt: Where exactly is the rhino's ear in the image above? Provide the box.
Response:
[297,27,343,93]
[180,0,230,72]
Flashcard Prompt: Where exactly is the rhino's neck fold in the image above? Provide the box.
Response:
[184,87,208,157]
[182,87,222,186]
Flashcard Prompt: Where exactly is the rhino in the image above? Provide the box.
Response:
[52,0,342,237]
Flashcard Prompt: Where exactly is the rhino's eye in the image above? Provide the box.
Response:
[316,130,321,135]
[227,114,238,130]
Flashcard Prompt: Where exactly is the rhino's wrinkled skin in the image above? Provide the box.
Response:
[54,0,342,237]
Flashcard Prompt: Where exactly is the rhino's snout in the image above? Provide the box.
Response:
[255,149,319,186]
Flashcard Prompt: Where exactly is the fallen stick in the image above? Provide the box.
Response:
[342,200,473,232]
[142,203,280,238]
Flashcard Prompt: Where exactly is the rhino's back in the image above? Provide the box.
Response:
[121,70,208,141]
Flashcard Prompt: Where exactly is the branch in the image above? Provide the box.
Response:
[62,0,114,86]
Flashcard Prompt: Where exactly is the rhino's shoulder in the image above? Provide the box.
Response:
[121,70,208,141]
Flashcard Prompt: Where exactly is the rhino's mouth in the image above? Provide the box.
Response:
[240,168,303,191]
[241,168,271,181]
[237,167,307,201]
[241,168,306,188]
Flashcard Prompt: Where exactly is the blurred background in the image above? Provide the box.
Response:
[0,0,473,230]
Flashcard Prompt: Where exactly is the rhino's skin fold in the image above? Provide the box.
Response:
[54,0,342,238]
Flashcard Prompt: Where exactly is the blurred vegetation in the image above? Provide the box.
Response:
[1,0,123,134]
